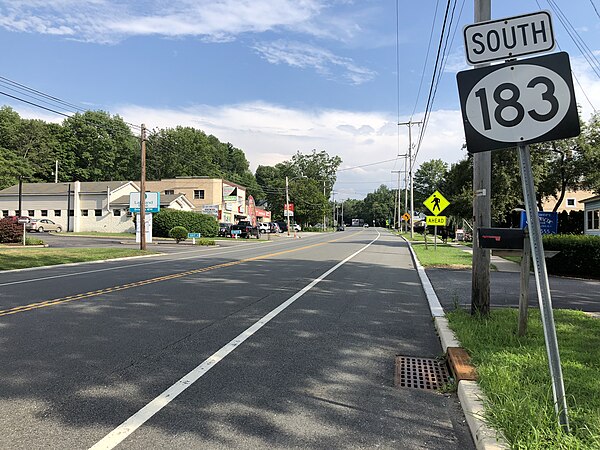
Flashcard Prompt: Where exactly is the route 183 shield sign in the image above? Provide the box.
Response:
[456,51,579,153]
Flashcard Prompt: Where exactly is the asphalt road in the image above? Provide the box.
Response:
[0,229,474,449]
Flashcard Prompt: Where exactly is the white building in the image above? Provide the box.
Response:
[0,181,193,233]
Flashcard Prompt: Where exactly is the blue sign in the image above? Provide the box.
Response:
[520,211,558,234]
[231,229,241,235]
[187,233,201,238]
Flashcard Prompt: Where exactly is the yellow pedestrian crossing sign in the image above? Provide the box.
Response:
[424,190,450,216]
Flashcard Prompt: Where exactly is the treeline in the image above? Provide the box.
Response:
[343,112,600,228]
[0,106,263,198]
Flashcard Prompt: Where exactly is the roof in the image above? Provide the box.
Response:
[581,195,600,204]
[0,181,134,196]
[111,193,195,208]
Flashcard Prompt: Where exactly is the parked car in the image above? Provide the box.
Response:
[218,222,231,237]
[27,218,62,232]
[258,222,270,233]
[336,225,345,231]
[275,220,288,232]
[269,222,281,233]
[293,223,301,232]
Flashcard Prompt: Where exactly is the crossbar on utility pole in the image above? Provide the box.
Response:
[398,121,423,239]
[471,0,491,315]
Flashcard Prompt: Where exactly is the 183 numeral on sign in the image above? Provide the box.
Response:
[465,64,571,143]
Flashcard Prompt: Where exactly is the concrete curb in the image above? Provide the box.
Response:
[403,237,509,450]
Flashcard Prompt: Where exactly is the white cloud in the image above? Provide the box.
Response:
[0,0,325,43]
[253,40,376,85]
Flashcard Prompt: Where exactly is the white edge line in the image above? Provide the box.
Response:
[403,237,445,317]
[89,230,380,450]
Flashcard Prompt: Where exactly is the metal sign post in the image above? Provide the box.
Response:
[519,143,569,431]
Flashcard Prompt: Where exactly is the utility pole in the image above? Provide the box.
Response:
[285,175,291,236]
[323,180,326,231]
[471,0,491,315]
[391,170,402,229]
[54,160,58,183]
[398,121,423,239]
[140,124,147,251]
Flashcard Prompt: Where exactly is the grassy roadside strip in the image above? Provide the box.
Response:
[447,308,600,449]
[0,248,157,270]
[401,231,600,449]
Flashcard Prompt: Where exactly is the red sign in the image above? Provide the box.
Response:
[284,203,294,212]
[255,208,271,219]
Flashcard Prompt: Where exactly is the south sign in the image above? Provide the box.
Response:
[464,11,555,65]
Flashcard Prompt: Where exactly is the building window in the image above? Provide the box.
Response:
[164,189,174,195]
[1,210,7,217]
[95,209,102,217]
[41,210,48,217]
[69,209,75,216]
[81,210,88,217]
[28,210,35,216]
[16,210,21,216]
[194,189,205,199]
[113,209,121,216]
[54,210,62,217]
[566,198,576,207]
[588,209,600,230]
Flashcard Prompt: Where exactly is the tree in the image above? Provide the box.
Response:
[413,159,448,208]
[362,185,395,226]
[61,111,139,181]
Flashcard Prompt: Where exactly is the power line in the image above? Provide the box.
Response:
[0,75,142,131]
[589,0,600,19]
[336,157,400,172]
[411,0,441,119]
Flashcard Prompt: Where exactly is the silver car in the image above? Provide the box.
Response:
[27,218,63,233]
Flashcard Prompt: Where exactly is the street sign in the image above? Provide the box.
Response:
[424,190,450,216]
[130,192,160,213]
[426,216,447,226]
[464,11,555,65]
[187,233,201,238]
[17,217,30,224]
[284,203,294,217]
[457,52,580,153]
[402,213,411,221]
[520,211,558,234]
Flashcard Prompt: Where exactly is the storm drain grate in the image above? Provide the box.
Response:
[394,356,450,390]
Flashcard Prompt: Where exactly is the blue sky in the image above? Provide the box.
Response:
[0,0,599,199]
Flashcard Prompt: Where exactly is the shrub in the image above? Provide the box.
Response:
[153,209,218,238]
[196,238,216,246]
[0,218,22,243]
[169,226,189,243]
[25,237,45,245]
[543,234,600,279]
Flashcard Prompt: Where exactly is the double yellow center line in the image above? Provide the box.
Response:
[0,232,361,318]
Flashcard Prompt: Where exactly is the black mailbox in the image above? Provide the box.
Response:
[478,227,525,250]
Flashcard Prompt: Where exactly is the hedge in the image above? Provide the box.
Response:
[152,209,218,238]
[543,234,600,279]
[0,218,23,243]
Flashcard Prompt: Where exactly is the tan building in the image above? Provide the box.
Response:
[542,189,594,212]
[145,177,247,224]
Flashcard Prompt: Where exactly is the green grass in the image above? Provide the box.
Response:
[411,242,473,268]
[0,248,156,270]
[447,308,600,449]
